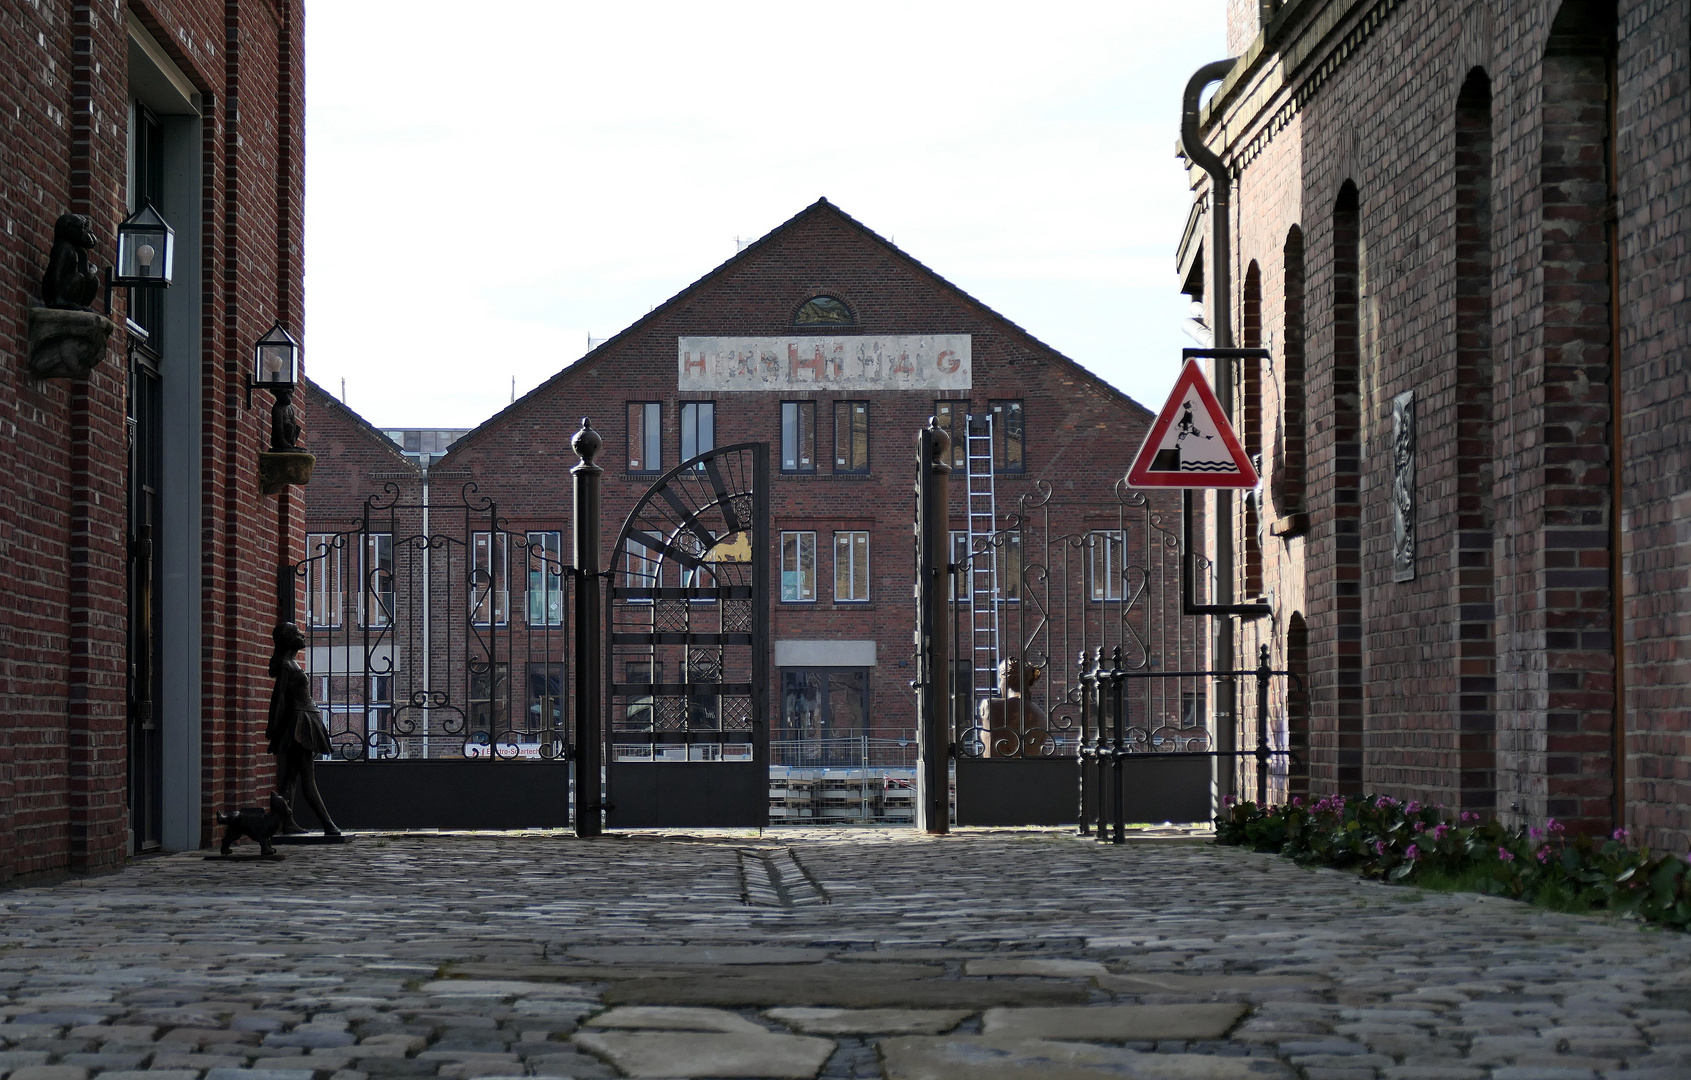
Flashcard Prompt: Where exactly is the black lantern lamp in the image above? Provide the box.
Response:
[111,201,175,287]
[248,321,303,451]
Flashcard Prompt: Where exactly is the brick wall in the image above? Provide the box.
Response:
[1207,0,1691,847]
[0,0,302,883]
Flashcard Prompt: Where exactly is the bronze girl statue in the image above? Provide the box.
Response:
[266,621,340,836]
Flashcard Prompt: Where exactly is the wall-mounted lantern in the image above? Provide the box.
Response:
[251,321,314,496]
[111,202,175,288]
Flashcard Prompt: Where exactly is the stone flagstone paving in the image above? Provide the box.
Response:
[2,829,1691,1078]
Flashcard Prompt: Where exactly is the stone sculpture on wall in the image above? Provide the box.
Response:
[1392,389,1416,582]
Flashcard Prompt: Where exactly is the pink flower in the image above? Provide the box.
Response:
[1498,848,1515,863]
[1536,846,1552,864]
[1374,840,1387,855]
[1414,821,1426,833]
[1433,824,1452,840]
[1461,812,1479,823]
[1291,796,1303,807]
[1407,801,1421,814]
[1529,826,1543,840]
[1404,845,1419,860]
[1613,828,1630,841]
[1546,818,1565,834]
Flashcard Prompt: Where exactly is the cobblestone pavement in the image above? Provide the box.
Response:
[4,829,1691,1079]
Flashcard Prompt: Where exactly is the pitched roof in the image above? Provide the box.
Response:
[440,197,1150,461]
[301,376,420,474]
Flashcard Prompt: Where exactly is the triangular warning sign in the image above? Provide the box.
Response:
[1126,359,1258,489]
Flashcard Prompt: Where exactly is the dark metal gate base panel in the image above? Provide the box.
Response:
[606,763,767,828]
[1116,757,1214,824]
[300,762,572,830]
[955,758,1079,826]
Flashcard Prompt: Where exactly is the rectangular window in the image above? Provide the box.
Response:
[949,530,971,600]
[997,531,1022,603]
[933,402,968,467]
[627,401,661,473]
[833,400,869,474]
[469,662,510,736]
[778,668,869,766]
[361,532,394,627]
[680,401,715,464]
[834,530,870,602]
[525,531,564,626]
[780,401,815,472]
[368,674,392,736]
[1089,530,1126,602]
[625,539,661,595]
[780,530,816,602]
[990,400,1025,473]
[471,531,510,626]
[527,662,566,732]
[305,533,344,628]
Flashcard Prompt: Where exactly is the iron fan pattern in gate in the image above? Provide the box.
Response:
[294,483,574,761]
[606,443,768,765]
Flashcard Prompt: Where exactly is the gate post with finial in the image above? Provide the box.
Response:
[915,418,953,834]
[572,419,604,837]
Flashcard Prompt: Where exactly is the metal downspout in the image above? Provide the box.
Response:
[1181,59,1241,803]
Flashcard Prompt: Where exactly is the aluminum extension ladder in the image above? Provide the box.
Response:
[964,413,999,705]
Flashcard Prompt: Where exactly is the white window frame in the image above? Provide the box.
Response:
[780,530,816,602]
[834,530,870,602]
[360,532,394,628]
[625,538,661,599]
[1089,529,1127,602]
[305,532,344,628]
[471,531,510,627]
[526,530,565,627]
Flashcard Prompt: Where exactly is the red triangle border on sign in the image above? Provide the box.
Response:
[1125,358,1258,489]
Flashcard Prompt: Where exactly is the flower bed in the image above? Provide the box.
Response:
[1215,794,1691,930]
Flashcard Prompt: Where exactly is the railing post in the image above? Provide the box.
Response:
[1256,643,1272,805]
[1109,644,1126,845]
[571,419,604,838]
[1077,650,1092,838]
[915,418,953,834]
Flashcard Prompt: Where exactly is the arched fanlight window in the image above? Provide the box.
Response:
[793,295,854,326]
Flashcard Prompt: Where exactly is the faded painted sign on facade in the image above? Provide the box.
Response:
[678,335,971,392]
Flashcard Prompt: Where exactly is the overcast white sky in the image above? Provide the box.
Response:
[304,1,1227,431]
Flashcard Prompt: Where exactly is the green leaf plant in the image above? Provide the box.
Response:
[1215,794,1691,930]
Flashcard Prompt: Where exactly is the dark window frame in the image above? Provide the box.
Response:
[833,400,870,474]
[932,401,969,468]
[989,399,1026,474]
[626,401,662,474]
[780,400,817,474]
[791,294,856,327]
[680,401,715,464]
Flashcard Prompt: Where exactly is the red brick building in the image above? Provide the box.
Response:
[1,2,305,881]
[1189,0,1691,844]
[305,200,1189,775]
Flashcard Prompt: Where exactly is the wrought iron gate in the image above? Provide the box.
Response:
[292,484,575,829]
[603,443,770,827]
[914,416,1289,832]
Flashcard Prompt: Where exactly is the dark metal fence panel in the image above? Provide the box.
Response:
[295,483,574,763]
[948,480,1207,763]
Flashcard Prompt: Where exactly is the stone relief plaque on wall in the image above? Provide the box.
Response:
[678,335,971,392]
[1392,389,1416,582]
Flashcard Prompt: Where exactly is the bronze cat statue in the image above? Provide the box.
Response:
[41,213,101,311]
